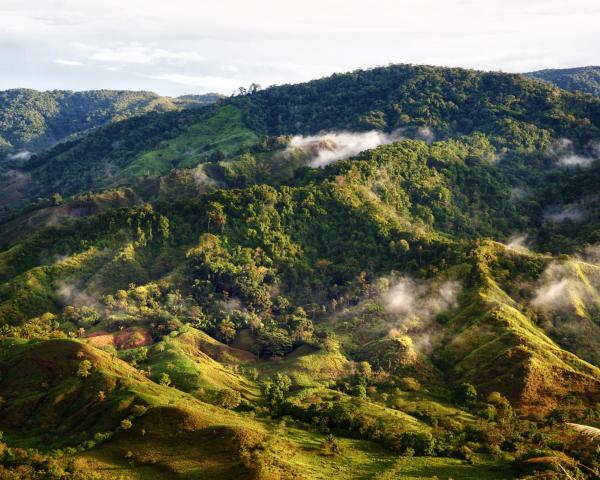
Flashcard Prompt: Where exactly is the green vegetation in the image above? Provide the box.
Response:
[0,88,222,152]
[528,66,600,97]
[3,63,600,478]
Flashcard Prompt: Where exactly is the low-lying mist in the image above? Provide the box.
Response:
[384,276,462,353]
[286,130,405,168]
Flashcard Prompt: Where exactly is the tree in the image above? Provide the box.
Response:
[262,373,292,405]
[248,83,262,94]
[219,389,242,409]
[52,193,64,206]
[207,201,227,233]
[455,383,478,405]
[257,328,292,357]
[352,384,367,399]
[77,360,93,378]
[399,377,421,392]
[158,373,172,387]
[218,317,236,344]
[322,434,343,456]
[288,307,314,343]
[355,361,372,385]
[399,431,435,456]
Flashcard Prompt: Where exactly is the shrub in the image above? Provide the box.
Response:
[399,377,421,392]
[158,373,172,387]
[454,383,477,404]
[77,360,93,378]
[131,405,148,416]
[321,434,343,456]
[352,385,367,399]
[398,431,435,456]
[219,389,242,409]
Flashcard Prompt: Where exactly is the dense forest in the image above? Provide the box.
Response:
[528,66,600,97]
[2,64,600,479]
[0,89,222,153]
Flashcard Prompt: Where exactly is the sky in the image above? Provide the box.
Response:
[1,0,600,96]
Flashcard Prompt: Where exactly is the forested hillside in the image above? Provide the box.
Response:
[528,66,600,97]
[0,89,222,153]
[2,64,600,479]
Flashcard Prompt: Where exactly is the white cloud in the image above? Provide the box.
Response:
[507,234,530,251]
[149,73,245,92]
[286,130,405,168]
[8,150,32,161]
[0,0,599,94]
[557,154,595,168]
[54,59,83,66]
[74,42,207,65]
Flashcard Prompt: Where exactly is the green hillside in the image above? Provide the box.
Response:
[528,66,600,97]
[2,64,600,478]
[0,89,222,154]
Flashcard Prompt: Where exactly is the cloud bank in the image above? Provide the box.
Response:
[287,130,405,167]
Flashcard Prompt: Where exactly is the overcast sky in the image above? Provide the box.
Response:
[1,0,600,96]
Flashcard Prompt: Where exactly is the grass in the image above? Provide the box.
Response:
[381,389,477,425]
[255,344,349,388]
[271,425,398,480]
[144,328,260,402]
[0,334,520,479]
[376,455,514,480]
[125,105,259,178]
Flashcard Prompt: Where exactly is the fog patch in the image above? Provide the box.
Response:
[510,187,528,200]
[191,165,221,188]
[580,244,600,265]
[221,297,242,312]
[8,151,32,162]
[590,140,600,158]
[416,127,435,144]
[544,204,587,223]
[286,130,405,168]
[384,277,462,353]
[507,234,530,252]
[558,155,594,168]
[550,138,596,168]
[57,281,101,310]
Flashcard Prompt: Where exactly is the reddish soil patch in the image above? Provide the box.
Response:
[87,328,153,349]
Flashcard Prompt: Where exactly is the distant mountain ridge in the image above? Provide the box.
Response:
[527,66,600,96]
[0,89,223,153]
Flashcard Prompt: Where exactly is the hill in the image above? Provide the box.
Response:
[3,63,600,217]
[0,89,222,154]
[527,66,600,97]
[2,64,600,478]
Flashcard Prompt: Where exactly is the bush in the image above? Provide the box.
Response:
[321,434,343,456]
[399,377,421,392]
[352,385,367,399]
[219,389,242,409]
[454,383,477,404]
[398,431,435,456]
[77,360,93,378]
[158,373,172,387]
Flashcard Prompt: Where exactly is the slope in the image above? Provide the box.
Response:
[527,66,600,97]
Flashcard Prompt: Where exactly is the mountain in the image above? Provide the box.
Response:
[527,66,600,96]
[2,64,600,478]
[0,89,223,154]
[2,64,600,216]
